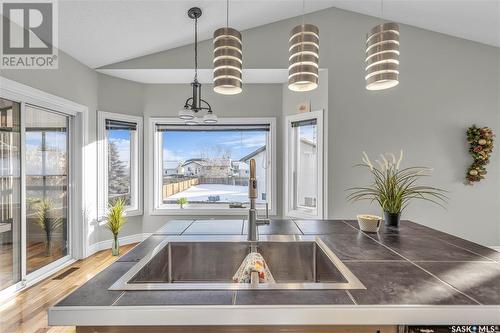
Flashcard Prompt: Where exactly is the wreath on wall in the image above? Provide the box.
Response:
[466,125,494,184]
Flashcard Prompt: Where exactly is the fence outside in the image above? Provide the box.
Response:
[163,178,199,198]
[162,176,249,200]
[198,177,248,186]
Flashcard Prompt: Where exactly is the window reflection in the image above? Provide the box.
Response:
[25,106,69,273]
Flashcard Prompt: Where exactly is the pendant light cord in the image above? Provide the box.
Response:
[194,16,198,81]
[381,0,384,20]
[302,0,305,26]
[226,0,229,28]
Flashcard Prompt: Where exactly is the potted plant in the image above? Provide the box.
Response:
[176,197,188,209]
[347,151,447,228]
[106,198,127,256]
[34,198,63,256]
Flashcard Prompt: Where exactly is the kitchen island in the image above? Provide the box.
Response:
[48,219,500,331]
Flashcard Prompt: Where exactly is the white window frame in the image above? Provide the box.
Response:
[284,110,327,219]
[97,111,143,217]
[0,76,88,298]
[148,117,277,216]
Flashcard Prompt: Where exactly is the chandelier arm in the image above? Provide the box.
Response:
[184,97,193,107]
[200,99,212,111]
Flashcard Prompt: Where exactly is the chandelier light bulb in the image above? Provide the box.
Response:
[178,108,195,120]
[203,112,218,124]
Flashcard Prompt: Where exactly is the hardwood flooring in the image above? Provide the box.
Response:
[1,241,66,290]
[0,243,136,333]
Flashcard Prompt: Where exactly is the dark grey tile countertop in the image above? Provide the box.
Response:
[55,219,500,307]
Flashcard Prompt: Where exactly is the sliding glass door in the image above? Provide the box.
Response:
[0,98,21,291]
[25,106,69,274]
[0,99,72,292]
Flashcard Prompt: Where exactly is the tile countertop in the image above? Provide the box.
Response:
[48,219,500,326]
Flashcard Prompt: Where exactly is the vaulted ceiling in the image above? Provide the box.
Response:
[58,0,500,69]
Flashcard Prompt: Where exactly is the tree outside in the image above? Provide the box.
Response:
[108,141,131,205]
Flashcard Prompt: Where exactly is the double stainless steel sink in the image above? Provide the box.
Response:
[109,235,365,290]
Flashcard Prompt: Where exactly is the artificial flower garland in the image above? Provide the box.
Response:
[466,125,494,184]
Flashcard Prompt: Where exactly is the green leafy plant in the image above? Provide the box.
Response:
[34,198,63,256]
[347,151,447,214]
[106,198,127,256]
[176,197,188,209]
[106,198,127,237]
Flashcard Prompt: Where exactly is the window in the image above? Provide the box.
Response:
[151,118,276,215]
[98,112,142,216]
[285,110,326,219]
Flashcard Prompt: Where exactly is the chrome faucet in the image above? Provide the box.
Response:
[247,159,270,242]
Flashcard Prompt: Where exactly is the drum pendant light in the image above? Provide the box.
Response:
[213,0,242,95]
[365,0,400,90]
[288,0,319,92]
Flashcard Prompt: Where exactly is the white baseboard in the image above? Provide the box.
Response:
[490,246,500,252]
[86,233,151,257]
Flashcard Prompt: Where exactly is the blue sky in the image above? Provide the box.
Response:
[104,127,312,166]
[107,130,131,164]
[163,130,267,162]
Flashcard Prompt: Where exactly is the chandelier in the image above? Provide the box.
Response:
[178,7,217,125]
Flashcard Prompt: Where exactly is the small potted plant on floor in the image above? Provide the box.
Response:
[34,198,63,256]
[176,197,188,209]
[106,198,127,256]
[347,151,447,228]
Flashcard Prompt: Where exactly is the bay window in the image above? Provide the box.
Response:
[151,118,276,215]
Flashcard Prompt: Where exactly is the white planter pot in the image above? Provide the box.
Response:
[356,214,382,233]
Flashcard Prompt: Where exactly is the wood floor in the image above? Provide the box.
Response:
[1,241,66,290]
[0,243,137,333]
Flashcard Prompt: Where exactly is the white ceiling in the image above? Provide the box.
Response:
[58,0,500,69]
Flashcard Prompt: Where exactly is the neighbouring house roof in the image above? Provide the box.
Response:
[181,158,207,167]
[239,146,266,162]
[182,158,232,168]
[163,161,181,170]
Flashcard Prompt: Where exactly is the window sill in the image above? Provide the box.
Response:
[125,209,143,217]
[151,207,275,217]
[285,209,322,220]
[96,208,142,222]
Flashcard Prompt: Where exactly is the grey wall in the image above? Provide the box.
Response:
[108,7,500,246]
[141,83,283,233]
[96,73,145,241]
